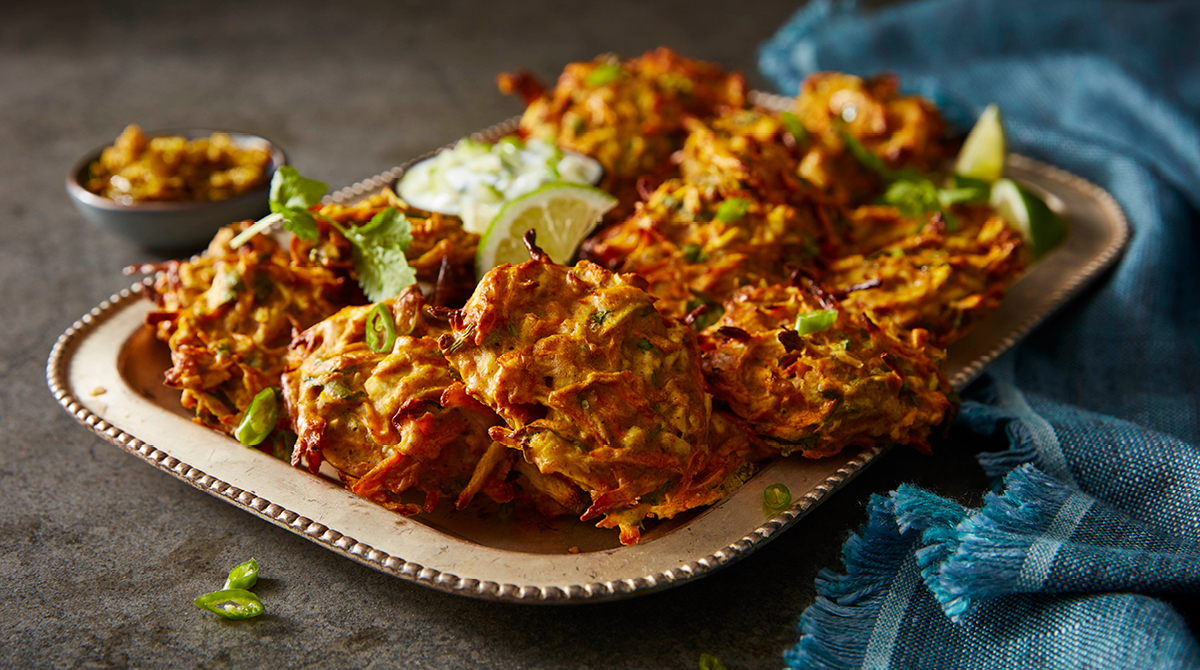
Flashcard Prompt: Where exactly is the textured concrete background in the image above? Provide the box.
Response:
[0,1,1011,667]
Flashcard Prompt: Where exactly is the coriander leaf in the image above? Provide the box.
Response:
[267,166,328,241]
[341,208,417,302]
[275,207,320,241]
[355,207,413,250]
[884,178,940,218]
[270,166,328,211]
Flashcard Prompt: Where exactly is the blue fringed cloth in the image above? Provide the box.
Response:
[759,0,1200,667]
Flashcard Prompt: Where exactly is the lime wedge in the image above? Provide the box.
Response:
[954,104,1006,183]
[475,182,618,276]
[990,178,1065,258]
[460,200,501,235]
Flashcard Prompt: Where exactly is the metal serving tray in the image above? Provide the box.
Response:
[47,97,1128,603]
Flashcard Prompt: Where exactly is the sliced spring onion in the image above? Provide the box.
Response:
[715,198,750,223]
[366,303,397,353]
[194,589,264,620]
[587,63,621,87]
[764,483,792,511]
[235,388,278,447]
[795,309,838,336]
[223,558,260,591]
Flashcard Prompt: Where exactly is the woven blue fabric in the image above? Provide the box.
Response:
[759,0,1200,667]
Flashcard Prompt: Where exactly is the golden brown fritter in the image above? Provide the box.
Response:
[676,109,811,207]
[501,47,746,218]
[138,223,356,436]
[699,282,953,457]
[579,105,848,322]
[794,73,953,174]
[438,237,715,544]
[584,180,824,320]
[785,73,956,211]
[283,288,512,513]
[827,210,1028,345]
[136,191,480,437]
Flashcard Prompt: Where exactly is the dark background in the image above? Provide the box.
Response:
[1,1,1004,667]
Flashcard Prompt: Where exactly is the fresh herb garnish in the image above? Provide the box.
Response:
[343,208,417,302]
[842,133,989,226]
[228,167,416,302]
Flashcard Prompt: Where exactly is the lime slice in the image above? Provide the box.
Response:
[990,178,1065,258]
[954,104,1006,183]
[475,182,617,276]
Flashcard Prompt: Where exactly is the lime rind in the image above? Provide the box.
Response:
[991,178,1065,258]
[475,182,617,277]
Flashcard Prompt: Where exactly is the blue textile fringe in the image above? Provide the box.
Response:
[932,465,1084,621]
[786,494,921,669]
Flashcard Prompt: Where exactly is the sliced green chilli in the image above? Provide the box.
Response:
[223,558,259,591]
[235,388,278,447]
[698,653,729,670]
[194,589,264,620]
[795,309,838,336]
[366,303,397,353]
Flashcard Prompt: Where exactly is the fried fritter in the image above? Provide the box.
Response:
[138,222,356,436]
[676,109,811,207]
[827,210,1028,345]
[786,73,955,211]
[794,72,952,174]
[501,47,746,218]
[584,180,823,320]
[438,236,715,544]
[699,282,953,457]
[283,288,512,513]
[137,189,480,437]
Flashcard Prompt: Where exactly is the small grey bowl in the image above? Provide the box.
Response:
[65,130,287,250]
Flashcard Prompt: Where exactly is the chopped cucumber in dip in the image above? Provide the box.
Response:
[398,136,604,234]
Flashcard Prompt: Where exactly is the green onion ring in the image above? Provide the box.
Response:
[763,483,792,511]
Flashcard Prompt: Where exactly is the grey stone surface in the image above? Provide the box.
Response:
[2,1,998,667]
